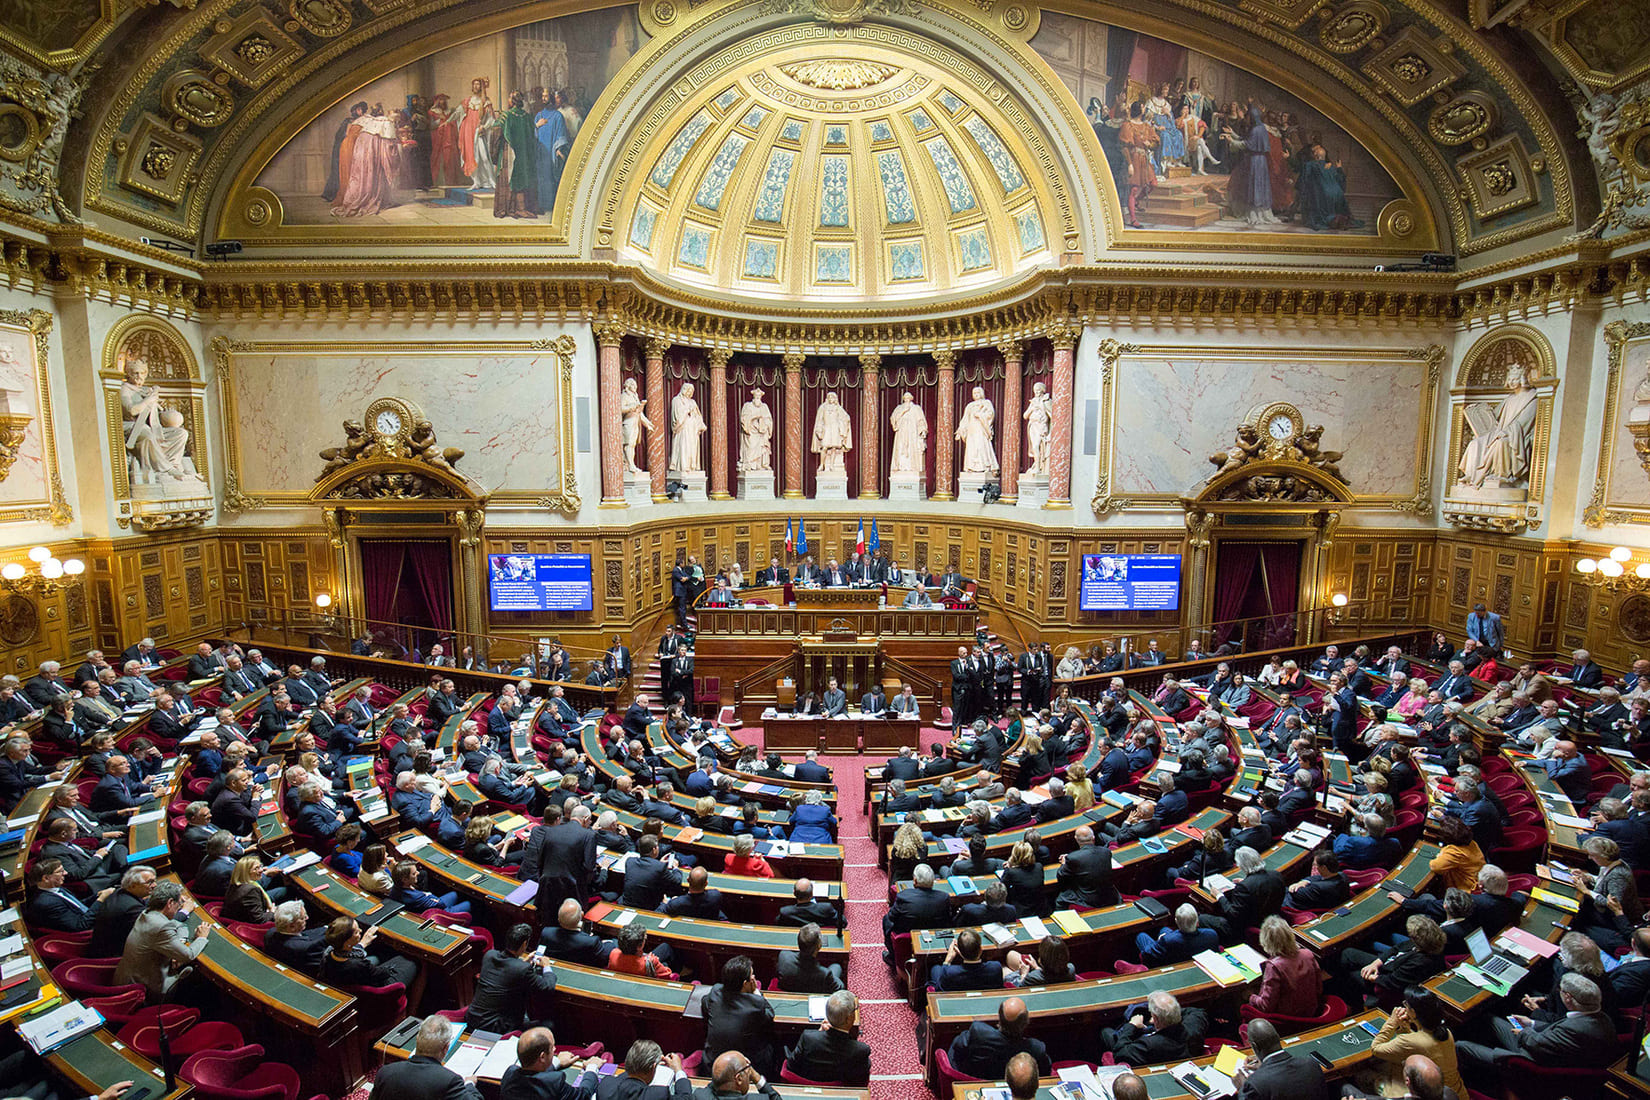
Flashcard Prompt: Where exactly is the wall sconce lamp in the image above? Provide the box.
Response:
[1,546,85,594]
[1575,546,1650,589]
[1327,592,1349,624]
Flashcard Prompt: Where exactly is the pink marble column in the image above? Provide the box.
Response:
[644,338,669,502]
[998,339,1024,504]
[933,349,956,501]
[595,321,627,507]
[708,348,731,500]
[1047,326,1077,508]
[858,352,881,499]
[783,352,805,499]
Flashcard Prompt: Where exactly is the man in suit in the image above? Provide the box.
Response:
[663,867,728,920]
[820,677,846,717]
[756,558,789,586]
[1566,649,1605,689]
[619,834,683,910]
[89,864,158,958]
[889,684,921,719]
[521,804,599,919]
[1466,602,1505,654]
[1055,826,1120,909]
[822,559,847,587]
[1133,639,1168,668]
[23,858,110,932]
[1340,658,1375,698]
[1309,646,1341,676]
[1155,676,1191,717]
[794,750,832,784]
[1332,813,1401,870]
[369,1016,484,1100]
[1200,846,1285,943]
[932,928,1006,991]
[1018,645,1048,712]
[1231,1020,1327,1100]
[501,1027,602,1100]
[40,817,126,892]
[1455,972,1619,1078]
[1099,991,1201,1067]
[1538,740,1592,804]
[539,898,614,965]
[1434,661,1474,703]
[1611,927,1650,1006]
[784,990,869,1086]
[74,649,112,688]
[114,880,212,999]
[883,745,921,781]
[467,923,558,1034]
[991,650,1015,717]
[622,694,654,741]
[91,754,153,814]
[210,767,260,833]
[778,879,841,929]
[950,646,974,727]
[939,566,967,603]
[860,683,887,716]
[1036,777,1075,822]
[242,648,279,686]
[947,997,1052,1079]
[882,863,950,959]
[1375,645,1411,680]
[186,642,224,681]
[22,660,71,709]
[955,881,1019,926]
[1135,904,1219,965]
[283,665,321,708]
[121,637,159,665]
[1286,850,1352,911]
[992,788,1036,832]
[1591,797,1650,869]
[902,583,934,608]
[263,901,330,974]
[776,922,845,993]
[219,655,260,701]
[794,556,819,585]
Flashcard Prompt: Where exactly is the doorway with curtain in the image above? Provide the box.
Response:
[357,538,456,660]
[1210,540,1303,652]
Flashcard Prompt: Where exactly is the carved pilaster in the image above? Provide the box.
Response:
[933,349,956,501]
[859,351,881,499]
[708,348,732,500]
[783,351,805,499]
[644,338,669,502]
[1046,327,1077,508]
[594,323,626,507]
[998,340,1024,504]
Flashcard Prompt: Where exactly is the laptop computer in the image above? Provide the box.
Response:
[1465,927,1529,990]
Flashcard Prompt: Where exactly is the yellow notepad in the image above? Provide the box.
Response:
[1213,1043,1246,1077]
[1052,909,1088,935]
[1532,887,1581,912]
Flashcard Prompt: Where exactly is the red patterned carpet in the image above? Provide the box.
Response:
[345,725,953,1100]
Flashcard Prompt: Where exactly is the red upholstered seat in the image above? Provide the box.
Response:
[51,958,139,1000]
[1239,994,1347,1039]
[1492,1056,1609,1100]
[780,1064,844,1087]
[181,1043,312,1100]
[118,1009,246,1062]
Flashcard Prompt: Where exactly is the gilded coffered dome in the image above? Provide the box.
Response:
[616,42,1064,301]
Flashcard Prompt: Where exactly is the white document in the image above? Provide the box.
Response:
[1193,949,1247,986]
[1019,916,1051,941]
[0,933,25,957]
[1170,1061,1234,1098]
[476,1038,521,1081]
[1,956,32,980]
[808,995,827,1021]
[1551,813,1592,830]
[128,809,165,825]
[443,1041,492,1079]
[398,834,433,854]
[1226,943,1267,971]
[612,909,637,927]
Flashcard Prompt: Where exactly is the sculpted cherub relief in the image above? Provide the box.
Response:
[1209,423,1263,473]
[318,419,376,477]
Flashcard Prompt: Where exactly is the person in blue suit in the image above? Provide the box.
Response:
[389,859,470,915]
[788,790,837,844]
[1135,904,1219,965]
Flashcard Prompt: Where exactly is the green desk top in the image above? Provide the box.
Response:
[587,903,847,953]
[50,1032,178,1098]
[182,908,352,1026]
[927,960,1216,1021]
[1295,843,1439,948]
[599,849,842,900]
[913,901,1144,957]
[393,831,524,904]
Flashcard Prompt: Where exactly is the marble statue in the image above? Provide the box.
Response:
[956,385,999,473]
[1023,381,1052,475]
[619,377,651,473]
[1457,363,1539,490]
[670,382,705,472]
[889,391,928,474]
[811,391,852,475]
[738,388,773,473]
[119,358,203,486]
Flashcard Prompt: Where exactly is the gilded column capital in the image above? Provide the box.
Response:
[782,351,806,372]
[858,352,882,373]
[932,349,956,370]
[644,337,671,360]
[997,339,1024,363]
[594,321,628,348]
[1047,325,1078,352]
[707,348,733,369]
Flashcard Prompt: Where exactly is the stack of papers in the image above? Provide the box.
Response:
[444,1040,493,1079]
[1192,946,1263,986]
[981,923,1018,947]
[1282,822,1332,849]
[807,995,827,1021]
[1531,887,1581,912]
[1019,916,1051,940]
[17,1000,103,1054]
[1052,910,1089,935]
[1169,1060,1235,1098]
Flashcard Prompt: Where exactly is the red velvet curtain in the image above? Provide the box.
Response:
[405,540,455,634]
[725,355,783,496]
[360,540,405,631]
[801,360,859,500]
[1211,543,1259,646]
[876,356,939,498]
[1258,542,1301,648]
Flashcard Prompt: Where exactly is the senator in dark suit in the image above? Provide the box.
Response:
[1201,848,1286,942]
[368,1018,483,1100]
[467,926,559,1034]
[1232,1021,1328,1100]
[500,1028,600,1100]
[1455,972,1619,1077]
[946,998,1052,1079]
[521,812,600,916]
[1054,828,1119,909]
[784,991,871,1086]
[882,866,951,954]
[776,923,845,993]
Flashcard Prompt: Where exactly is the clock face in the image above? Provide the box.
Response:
[375,409,403,437]
[1267,414,1295,440]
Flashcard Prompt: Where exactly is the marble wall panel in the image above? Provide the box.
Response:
[230,347,564,495]
[1111,352,1425,498]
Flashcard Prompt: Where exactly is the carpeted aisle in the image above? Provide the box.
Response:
[751,725,950,1100]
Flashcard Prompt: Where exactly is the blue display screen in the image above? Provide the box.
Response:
[488,553,594,612]
[1078,553,1182,611]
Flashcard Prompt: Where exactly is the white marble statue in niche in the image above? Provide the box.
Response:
[1457,362,1539,491]
[669,382,706,473]
[738,388,774,473]
[1023,381,1052,475]
[811,391,852,476]
[889,391,928,474]
[956,385,999,473]
[120,358,204,492]
[619,377,651,473]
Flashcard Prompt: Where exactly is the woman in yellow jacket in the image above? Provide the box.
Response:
[1367,987,1468,1098]
[1429,815,1485,893]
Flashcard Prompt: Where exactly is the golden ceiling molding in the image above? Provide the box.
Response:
[61,0,1575,258]
[0,225,201,315]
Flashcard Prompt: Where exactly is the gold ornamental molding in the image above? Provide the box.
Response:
[1584,319,1650,527]
[528,334,583,515]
